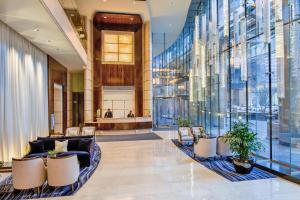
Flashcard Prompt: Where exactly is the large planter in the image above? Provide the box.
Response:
[232,158,254,174]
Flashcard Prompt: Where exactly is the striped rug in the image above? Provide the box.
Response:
[0,144,101,200]
[172,139,275,182]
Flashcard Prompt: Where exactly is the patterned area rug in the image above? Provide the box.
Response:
[172,139,276,182]
[96,133,162,142]
[0,144,101,200]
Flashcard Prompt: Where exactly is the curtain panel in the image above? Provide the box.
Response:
[0,21,49,162]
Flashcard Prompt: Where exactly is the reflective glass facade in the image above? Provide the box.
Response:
[153,0,300,179]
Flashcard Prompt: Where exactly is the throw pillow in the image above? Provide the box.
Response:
[55,140,68,152]
[29,141,44,154]
[78,139,92,152]
[67,139,79,151]
[43,139,55,151]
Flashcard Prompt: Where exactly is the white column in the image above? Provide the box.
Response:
[143,22,152,117]
[84,18,93,122]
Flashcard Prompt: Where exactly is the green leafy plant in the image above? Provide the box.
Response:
[224,121,264,162]
[48,150,60,157]
[177,117,190,127]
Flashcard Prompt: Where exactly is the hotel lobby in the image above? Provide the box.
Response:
[1,0,300,199]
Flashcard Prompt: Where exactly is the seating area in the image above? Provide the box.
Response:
[12,155,80,193]
[178,126,232,159]
[25,135,94,168]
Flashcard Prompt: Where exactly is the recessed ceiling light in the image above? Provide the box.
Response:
[33,28,39,32]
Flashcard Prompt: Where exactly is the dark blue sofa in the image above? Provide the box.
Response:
[25,135,94,168]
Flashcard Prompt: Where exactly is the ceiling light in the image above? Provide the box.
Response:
[104,16,107,19]
[33,28,39,32]
[103,0,107,2]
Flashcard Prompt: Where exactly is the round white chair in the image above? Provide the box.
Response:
[194,137,217,158]
[47,155,80,191]
[12,157,46,192]
[217,136,232,157]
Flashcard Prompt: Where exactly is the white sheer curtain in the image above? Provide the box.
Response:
[0,21,49,162]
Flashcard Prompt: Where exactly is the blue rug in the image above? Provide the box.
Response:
[0,144,101,199]
[172,139,276,182]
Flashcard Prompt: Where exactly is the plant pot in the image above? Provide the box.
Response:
[232,158,254,174]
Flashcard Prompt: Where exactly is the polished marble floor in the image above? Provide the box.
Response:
[3,130,300,200]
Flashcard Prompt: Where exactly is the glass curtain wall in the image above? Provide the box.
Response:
[152,0,300,178]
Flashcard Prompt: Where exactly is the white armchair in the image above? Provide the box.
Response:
[66,127,80,136]
[194,137,217,158]
[191,126,205,138]
[12,157,46,192]
[178,127,194,145]
[47,155,80,191]
[81,126,95,136]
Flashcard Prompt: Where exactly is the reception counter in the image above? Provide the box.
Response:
[85,117,152,130]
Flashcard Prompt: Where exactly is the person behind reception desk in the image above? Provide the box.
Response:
[127,110,135,118]
[104,108,113,118]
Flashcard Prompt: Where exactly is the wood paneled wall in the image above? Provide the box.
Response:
[93,13,143,118]
[48,56,68,135]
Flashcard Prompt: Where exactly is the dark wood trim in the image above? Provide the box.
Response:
[48,56,68,135]
[93,13,144,120]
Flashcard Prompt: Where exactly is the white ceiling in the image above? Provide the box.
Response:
[59,0,150,21]
[59,0,191,57]
[0,0,86,71]
[148,0,191,57]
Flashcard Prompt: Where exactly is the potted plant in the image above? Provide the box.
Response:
[224,121,264,174]
[177,117,190,127]
[48,150,60,158]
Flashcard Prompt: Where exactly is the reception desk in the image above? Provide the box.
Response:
[85,117,152,130]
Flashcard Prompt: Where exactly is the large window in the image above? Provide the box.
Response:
[102,31,134,65]
[152,0,300,181]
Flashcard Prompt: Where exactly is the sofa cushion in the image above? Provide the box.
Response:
[58,151,90,157]
[29,141,44,154]
[67,139,79,151]
[43,139,55,151]
[77,139,92,152]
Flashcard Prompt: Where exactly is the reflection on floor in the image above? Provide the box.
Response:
[2,130,300,200]
[35,130,300,200]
